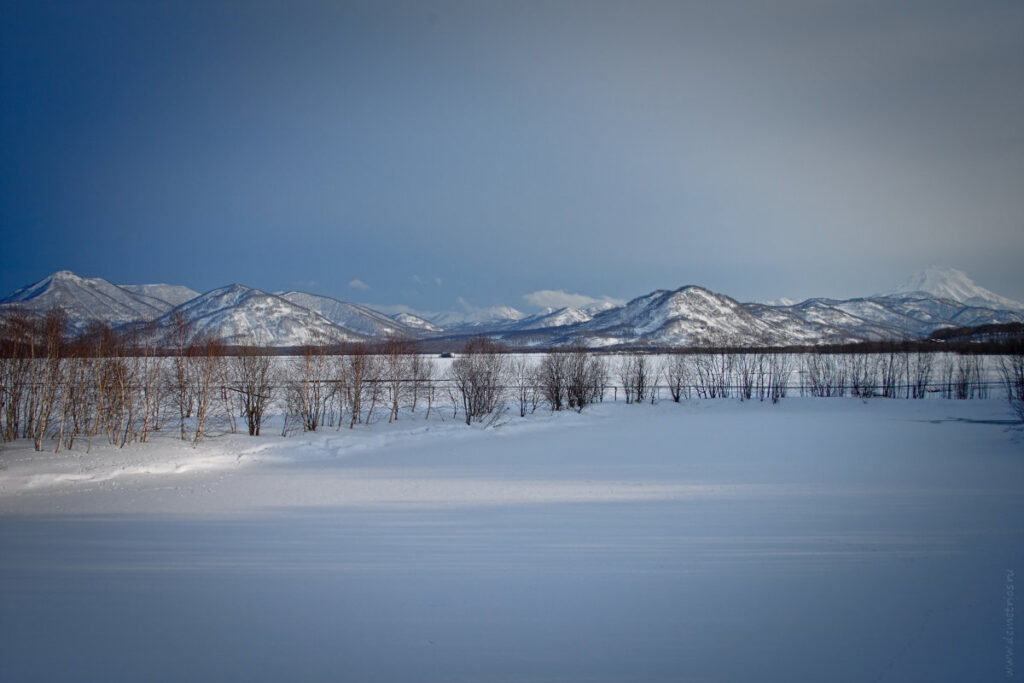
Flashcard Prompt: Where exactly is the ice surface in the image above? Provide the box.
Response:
[1,398,1021,682]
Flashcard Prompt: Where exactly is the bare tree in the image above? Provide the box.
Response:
[27,307,66,451]
[340,343,379,428]
[449,337,506,425]
[954,354,984,400]
[507,355,538,417]
[766,353,792,403]
[909,352,933,399]
[804,352,845,398]
[879,352,907,399]
[849,354,877,398]
[618,353,654,404]
[410,353,436,418]
[231,341,277,436]
[999,348,1024,421]
[564,349,605,411]
[1,309,36,442]
[189,335,226,445]
[164,311,195,441]
[734,353,757,401]
[665,353,691,402]
[285,337,336,433]
[382,338,415,423]
[538,351,568,410]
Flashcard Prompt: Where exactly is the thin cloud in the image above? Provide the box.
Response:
[348,279,371,291]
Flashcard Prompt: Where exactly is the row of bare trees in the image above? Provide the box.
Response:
[1,309,217,450]
[278,337,438,434]
[998,349,1024,421]
[800,351,996,400]
[5,304,1022,453]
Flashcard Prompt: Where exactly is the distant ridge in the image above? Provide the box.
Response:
[891,266,1024,312]
[3,268,1023,347]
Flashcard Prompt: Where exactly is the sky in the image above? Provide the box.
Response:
[2,0,1023,315]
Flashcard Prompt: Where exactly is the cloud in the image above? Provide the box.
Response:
[523,290,624,310]
[348,279,370,291]
[411,274,423,284]
[433,276,442,286]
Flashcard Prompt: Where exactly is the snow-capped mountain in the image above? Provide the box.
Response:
[570,286,825,347]
[392,312,442,333]
[429,304,526,330]
[278,291,415,338]
[0,271,174,332]
[119,283,200,308]
[155,285,366,347]
[3,268,1022,348]
[513,306,596,330]
[891,266,1024,312]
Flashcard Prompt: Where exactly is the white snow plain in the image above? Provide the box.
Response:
[1,397,1022,682]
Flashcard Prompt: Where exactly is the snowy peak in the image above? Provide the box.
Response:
[0,270,173,331]
[892,266,1024,311]
[574,286,779,346]
[158,285,366,347]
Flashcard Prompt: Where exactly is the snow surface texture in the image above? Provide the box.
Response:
[1,398,1021,682]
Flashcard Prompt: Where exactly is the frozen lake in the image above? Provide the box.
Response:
[2,398,1021,682]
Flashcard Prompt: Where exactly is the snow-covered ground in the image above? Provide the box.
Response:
[1,398,1022,682]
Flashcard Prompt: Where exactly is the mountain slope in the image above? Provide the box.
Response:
[119,283,200,308]
[392,312,442,333]
[157,285,366,347]
[4,267,1022,348]
[278,291,415,338]
[892,266,1024,311]
[562,286,826,347]
[0,271,170,331]
[430,305,526,330]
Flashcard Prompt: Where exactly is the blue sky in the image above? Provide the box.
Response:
[2,0,1023,313]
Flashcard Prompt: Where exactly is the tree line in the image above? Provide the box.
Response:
[2,307,1023,453]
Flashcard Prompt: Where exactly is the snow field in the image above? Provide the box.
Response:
[1,397,1022,682]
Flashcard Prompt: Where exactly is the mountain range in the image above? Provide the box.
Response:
[2,267,1022,348]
